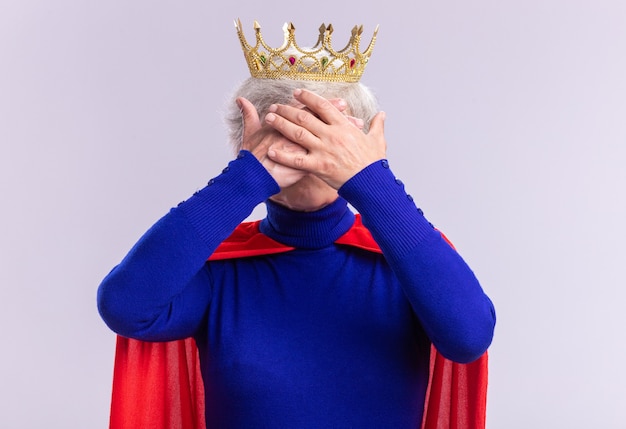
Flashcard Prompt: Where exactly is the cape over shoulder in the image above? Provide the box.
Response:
[208,214,381,261]
[209,214,455,261]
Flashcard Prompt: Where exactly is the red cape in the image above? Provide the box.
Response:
[108,216,489,428]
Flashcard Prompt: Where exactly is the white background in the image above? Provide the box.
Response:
[1,1,625,427]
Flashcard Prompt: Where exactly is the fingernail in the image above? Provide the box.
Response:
[236,98,242,108]
[293,88,302,96]
[268,149,276,157]
[265,113,275,122]
[268,104,277,113]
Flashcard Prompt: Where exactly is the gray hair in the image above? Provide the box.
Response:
[224,78,379,152]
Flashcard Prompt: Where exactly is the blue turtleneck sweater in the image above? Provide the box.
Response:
[98,151,495,428]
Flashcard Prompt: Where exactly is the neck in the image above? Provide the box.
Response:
[269,176,339,212]
[260,197,355,249]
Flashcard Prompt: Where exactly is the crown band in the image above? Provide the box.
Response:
[234,19,378,83]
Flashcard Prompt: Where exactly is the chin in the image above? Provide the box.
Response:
[271,176,338,212]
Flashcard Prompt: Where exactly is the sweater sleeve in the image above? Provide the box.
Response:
[97,151,279,342]
[338,160,496,363]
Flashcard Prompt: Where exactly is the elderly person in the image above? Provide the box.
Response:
[97,21,495,429]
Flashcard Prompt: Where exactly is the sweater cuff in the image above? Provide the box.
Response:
[178,151,279,245]
[338,159,438,257]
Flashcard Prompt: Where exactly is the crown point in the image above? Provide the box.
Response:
[327,24,334,34]
[372,25,380,39]
[312,24,326,49]
[253,20,261,31]
[287,22,296,32]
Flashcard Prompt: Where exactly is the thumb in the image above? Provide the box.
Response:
[368,111,386,138]
[238,97,261,141]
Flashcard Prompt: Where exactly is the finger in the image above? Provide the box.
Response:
[267,145,314,173]
[368,111,386,138]
[238,97,261,141]
[298,99,347,118]
[367,111,388,153]
[292,88,347,125]
[327,98,348,113]
[265,108,321,150]
[329,98,363,128]
[281,141,308,155]
[345,115,365,130]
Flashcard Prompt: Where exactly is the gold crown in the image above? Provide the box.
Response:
[234,19,379,83]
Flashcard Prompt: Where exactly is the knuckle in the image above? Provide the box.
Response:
[319,159,333,175]
[294,127,307,142]
[295,110,310,124]
[294,155,305,168]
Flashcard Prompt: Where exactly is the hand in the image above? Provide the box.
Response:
[302,98,366,130]
[264,89,387,189]
[238,97,308,189]
[237,96,365,190]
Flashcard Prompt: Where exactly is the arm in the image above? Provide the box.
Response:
[97,153,279,341]
[98,95,316,341]
[339,160,495,363]
[264,89,495,362]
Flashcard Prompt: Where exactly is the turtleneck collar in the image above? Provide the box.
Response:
[259,197,355,249]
